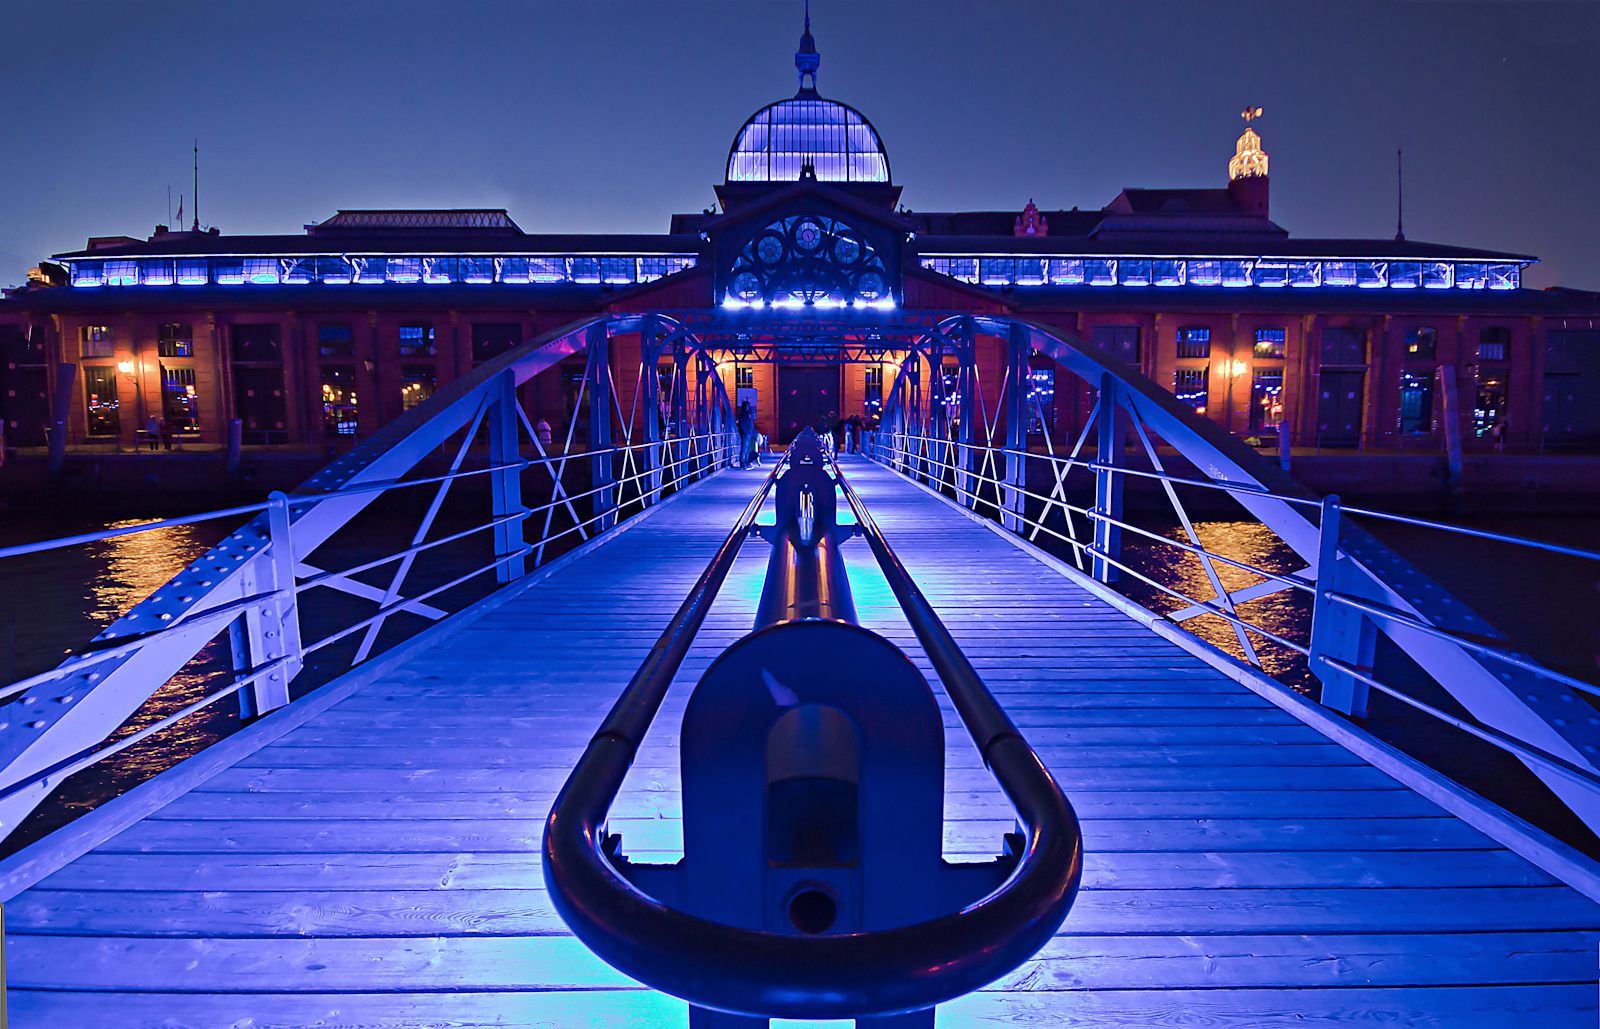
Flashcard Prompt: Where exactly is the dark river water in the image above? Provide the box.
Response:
[2,488,1597,858]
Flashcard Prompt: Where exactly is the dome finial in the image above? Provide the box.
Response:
[796,0,820,96]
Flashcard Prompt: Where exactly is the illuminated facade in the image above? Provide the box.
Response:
[3,18,1599,457]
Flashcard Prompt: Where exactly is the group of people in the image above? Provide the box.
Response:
[734,401,881,468]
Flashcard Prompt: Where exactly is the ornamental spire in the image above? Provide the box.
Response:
[1229,106,1268,180]
[796,0,820,95]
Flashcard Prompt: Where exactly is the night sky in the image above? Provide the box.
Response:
[2,0,1597,290]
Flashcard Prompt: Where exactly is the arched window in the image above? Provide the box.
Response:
[727,215,890,308]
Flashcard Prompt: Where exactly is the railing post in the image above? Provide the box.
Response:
[1092,373,1123,583]
[1002,325,1029,532]
[639,319,661,506]
[1309,494,1375,719]
[670,344,690,491]
[237,491,304,720]
[488,369,526,584]
[957,324,977,508]
[587,325,616,531]
[695,354,711,479]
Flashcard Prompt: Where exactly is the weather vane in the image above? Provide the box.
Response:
[1241,106,1264,123]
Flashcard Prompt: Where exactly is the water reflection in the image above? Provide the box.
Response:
[0,516,237,855]
[1117,521,1318,696]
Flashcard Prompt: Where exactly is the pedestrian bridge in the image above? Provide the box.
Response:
[1,313,1597,1027]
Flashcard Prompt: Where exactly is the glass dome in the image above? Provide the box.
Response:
[726,98,890,184]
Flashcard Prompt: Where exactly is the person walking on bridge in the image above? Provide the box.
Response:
[736,400,755,469]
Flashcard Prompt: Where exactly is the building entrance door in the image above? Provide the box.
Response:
[776,365,839,444]
[1316,370,1364,445]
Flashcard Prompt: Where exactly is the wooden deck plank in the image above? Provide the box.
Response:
[11,985,1595,1029]
[8,457,1599,1028]
[34,848,1564,893]
[8,930,1592,990]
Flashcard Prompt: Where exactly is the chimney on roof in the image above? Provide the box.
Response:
[1014,199,1048,237]
[1227,107,1269,217]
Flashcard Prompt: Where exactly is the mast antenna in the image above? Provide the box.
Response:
[193,140,200,232]
[1395,148,1405,242]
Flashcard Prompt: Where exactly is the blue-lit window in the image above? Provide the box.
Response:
[80,324,113,358]
[424,257,457,284]
[282,259,313,285]
[1176,326,1211,359]
[355,258,386,284]
[498,256,529,284]
[1455,263,1488,289]
[1251,371,1284,432]
[728,215,890,307]
[570,257,601,284]
[1119,259,1151,286]
[530,257,566,283]
[727,98,890,183]
[639,257,669,281]
[70,261,104,287]
[1049,258,1083,285]
[1488,264,1518,290]
[245,258,280,284]
[1187,260,1222,286]
[1254,260,1287,287]
[1152,260,1184,286]
[1356,261,1388,288]
[386,257,422,284]
[1399,371,1434,435]
[1222,261,1253,287]
[401,365,435,411]
[1026,367,1055,434]
[1405,326,1437,361]
[1390,262,1421,289]
[1015,259,1046,286]
[1422,262,1453,289]
[321,365,358,435]
[399,324,434,357]
[103,260,139,286]
[460,257,494,284]
[864,365,884,416]
[981,259,1015,286]
[1085,259,1116,286]
[142,259,175,286]
[1478,326,1510,362]
[1175,368,1209,414]
[601,257,635,284]
[161,364,199,431]
[176,259,209,285]
[1288,261,1320,287]
[319,323,354,358]
[1323,261,1357,286]
[320,257,354,284]
[158,323,193,358]
[1254,327,1286,359]
[215,260,246,285]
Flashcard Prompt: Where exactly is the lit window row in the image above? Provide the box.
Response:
[67,254,697,288]
[920,256,1522,291]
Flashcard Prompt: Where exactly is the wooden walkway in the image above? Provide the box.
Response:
[6,456,1599,1027]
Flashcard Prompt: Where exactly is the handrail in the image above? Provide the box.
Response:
[869,406,1600,830]
[542,452,1083,1021]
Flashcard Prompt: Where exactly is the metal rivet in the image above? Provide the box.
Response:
[28,721,45,729]
[199,580,212,587]
[159,613,173,621]
[178,596,192,603]
[1562,694,1575,702]
[55,696,72,704]
[1554,718,1568,726]
[21,697,37,706]
[1527,695,1541,703]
